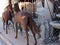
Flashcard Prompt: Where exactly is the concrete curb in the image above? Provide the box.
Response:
[0,32,14,45]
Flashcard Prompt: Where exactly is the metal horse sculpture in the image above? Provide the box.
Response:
[2,0,15,34]
[13,3,41,45]
[2,4,13,34]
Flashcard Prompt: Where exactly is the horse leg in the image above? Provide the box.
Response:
[28,21,37,45]
[33,23,41,39]
[11,20,14,29]
[37,33,41,39]
[15,22,18,38]
[19,24,23,35]
[33,32,37,45]
[6,21,8,34]
[31,30,37,45]
[26,28,29,45]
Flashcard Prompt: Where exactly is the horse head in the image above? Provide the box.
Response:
[5,4,12,13]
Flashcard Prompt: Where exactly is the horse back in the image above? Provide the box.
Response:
[2,10,12,22]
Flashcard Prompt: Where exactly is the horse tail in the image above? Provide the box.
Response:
[28,15,41,34]
[28,16,41,38]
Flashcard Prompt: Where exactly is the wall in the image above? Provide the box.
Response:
[0,0,9,17]
[44,0,53,21]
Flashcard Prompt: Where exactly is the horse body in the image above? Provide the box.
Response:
[2,10,12,22]
[14,10,41,45]
[2,4,13,34]
[14,11,29,33]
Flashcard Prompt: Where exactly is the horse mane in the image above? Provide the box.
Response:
[4,5,11,11]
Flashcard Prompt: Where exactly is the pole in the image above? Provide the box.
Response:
[46,0,53,20]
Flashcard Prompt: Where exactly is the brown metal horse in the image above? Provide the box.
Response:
[2,0,15,34]
[13,3,41,45]
[2,4,13,34]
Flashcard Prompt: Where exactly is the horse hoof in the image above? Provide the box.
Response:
[21,32,23,36]
[27,43,29,45]
[14,30,16,32]
[6,31,8,34]
[15,36,17,39]
[3,28,5,30]
[34,43,37,45]
[6,32,8,34]
[34,41,37,45]
[9,23,11,25]
[37,34,41,39]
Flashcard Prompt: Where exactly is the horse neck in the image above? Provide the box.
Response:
[14,3,20,13]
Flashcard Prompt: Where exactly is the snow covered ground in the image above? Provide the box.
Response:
[0,39,6,45]
[0,18,60,45]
